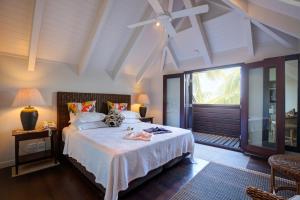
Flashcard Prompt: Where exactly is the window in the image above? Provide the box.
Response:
[192,66,241,105]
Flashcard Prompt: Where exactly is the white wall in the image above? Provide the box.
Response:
[0,55,149,168]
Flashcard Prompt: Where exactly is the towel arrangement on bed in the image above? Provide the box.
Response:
[124,131,153,141]
[143,127,172,134]
[124,127,172,141]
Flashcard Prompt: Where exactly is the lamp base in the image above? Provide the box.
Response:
[21,107,38,130]
[139,106,147,118]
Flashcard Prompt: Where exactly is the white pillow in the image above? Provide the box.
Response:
[122,118,141,124]
[71,112,106,124]
[73,121,108,130]
[69,112,77,123]
[120,111,140,119]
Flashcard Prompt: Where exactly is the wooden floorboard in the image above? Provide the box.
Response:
[0,145,271,200]
[193,132,241,151]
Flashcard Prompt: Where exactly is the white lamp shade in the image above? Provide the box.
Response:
[137,94,150,105]
[12,88,46,107]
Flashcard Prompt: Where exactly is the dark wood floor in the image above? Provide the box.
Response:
[0,152,270,200]
[193,132,241,151]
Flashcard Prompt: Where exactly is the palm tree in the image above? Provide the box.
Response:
[192,67,241,105]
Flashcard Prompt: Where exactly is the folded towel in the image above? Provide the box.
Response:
[143,127,172,135]
[123,131,153,141]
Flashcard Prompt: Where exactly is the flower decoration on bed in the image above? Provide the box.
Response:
[107,101,128,111]
[104,110,124,127]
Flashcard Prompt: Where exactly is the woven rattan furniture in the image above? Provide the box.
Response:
[268,155,300,194]
[247,187,285,200]
[247,187,300,200]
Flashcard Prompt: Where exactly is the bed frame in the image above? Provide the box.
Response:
[56,91,188,197]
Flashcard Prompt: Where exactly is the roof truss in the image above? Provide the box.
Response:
[244,18,254,56]
[78,0,114,75]
[107,6,152,80]
[183,0,212,65]
[223,0,300,40]
[28,0,46,71]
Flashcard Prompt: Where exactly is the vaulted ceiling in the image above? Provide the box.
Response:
[0,0,300,82]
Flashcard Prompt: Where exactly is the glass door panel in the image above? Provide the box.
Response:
[163,74,184,128]
[248,67,277,149]
[241,57,285,156]
[285,59,298,149]
[166,78,181,127]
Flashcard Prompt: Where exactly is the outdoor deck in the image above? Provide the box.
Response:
[193,132,241,152]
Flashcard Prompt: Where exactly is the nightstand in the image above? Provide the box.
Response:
[12,128,58,175]
[139,117,154,123]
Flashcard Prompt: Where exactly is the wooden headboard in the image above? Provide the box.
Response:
[57,92,131,132]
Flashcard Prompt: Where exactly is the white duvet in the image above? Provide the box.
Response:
[63,122,194,200]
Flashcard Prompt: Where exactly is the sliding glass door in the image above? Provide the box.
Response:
[241,57,285,156]
[285,55,300,152]
[163,74,184,128]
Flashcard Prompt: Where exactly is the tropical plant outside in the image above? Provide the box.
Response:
[192,67,241,105]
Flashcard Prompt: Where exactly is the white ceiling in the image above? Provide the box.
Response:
[0,0,299,81]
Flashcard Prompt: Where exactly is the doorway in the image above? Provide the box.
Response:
[189,66,242,151]
[285,55,300,152]
[241,57,285,157]
[163,74,184,128]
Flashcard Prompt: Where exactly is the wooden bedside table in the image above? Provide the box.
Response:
[139,117,154,123]
[12,128,58,175]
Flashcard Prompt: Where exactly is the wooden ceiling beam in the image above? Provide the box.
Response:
[223,0,300,39]
[244,18,254,56]
[251,20,296,49]
[208,0,231,11]
[136,39,162,83]
[27,0,46,71]
[107,6,152,80]
[183,0,212,65]
[78,0,114,75]
[160,47,167,71]
[166,44,180,69]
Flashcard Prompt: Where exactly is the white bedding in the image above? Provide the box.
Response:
[63,122,194,200]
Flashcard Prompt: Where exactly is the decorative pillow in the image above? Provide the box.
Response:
[120,111,140,119]
[67,101,96,113]
[81,101,96,112]
[67,102,81,114]
[107,101,128,111]
[104,110,124,127]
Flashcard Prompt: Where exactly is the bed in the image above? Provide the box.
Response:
[57,92,194,200]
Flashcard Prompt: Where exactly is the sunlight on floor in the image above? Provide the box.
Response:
[193,143,250,169]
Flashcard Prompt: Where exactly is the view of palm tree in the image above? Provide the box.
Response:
[192,67,241,105]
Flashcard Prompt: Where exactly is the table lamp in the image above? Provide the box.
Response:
[137,94,150,118]
[12,88,46,130]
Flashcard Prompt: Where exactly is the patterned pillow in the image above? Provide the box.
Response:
[67,101,96,114]
[107,101,128,111]
[67,102,81,114]
[81,101,96,112]
[104,110,124,127]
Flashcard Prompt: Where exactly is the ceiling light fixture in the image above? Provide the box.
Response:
[155,21,160,27]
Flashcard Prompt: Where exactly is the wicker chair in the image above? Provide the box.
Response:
[268,155,300,194]
[246,187,286,200]
[247,187,300,200]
